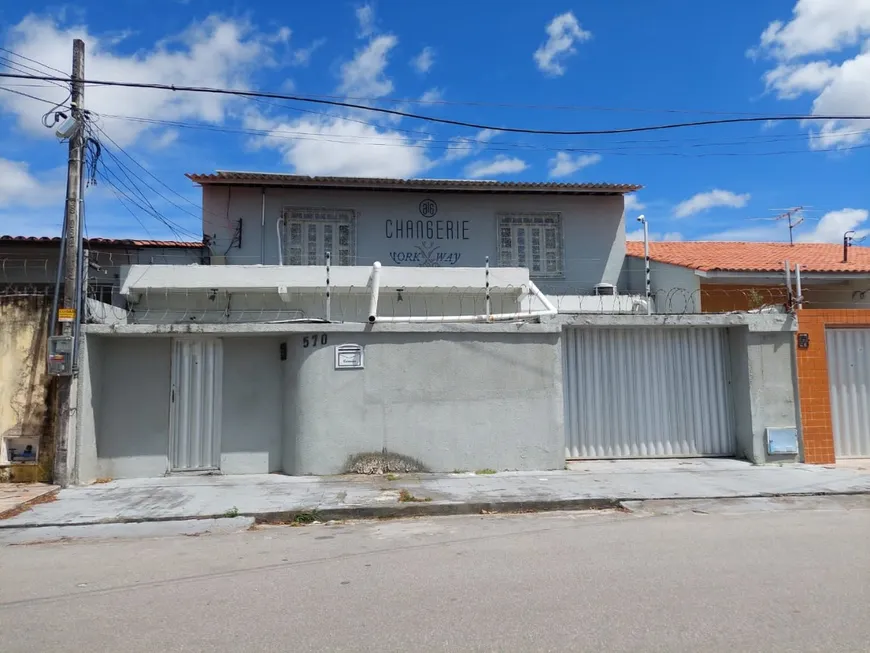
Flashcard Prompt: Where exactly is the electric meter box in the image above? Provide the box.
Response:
[48,336,74,376]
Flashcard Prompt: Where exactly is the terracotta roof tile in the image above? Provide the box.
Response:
[626,241,870,273]
[0,236,204,248]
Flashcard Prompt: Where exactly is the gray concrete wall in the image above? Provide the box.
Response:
[96,337,171,479]
[202,186,626,294]
[221,337,283,473]
[621,257,700,313]
[78,325,563,479]
[728,326,800,463]
[285,330,565,474]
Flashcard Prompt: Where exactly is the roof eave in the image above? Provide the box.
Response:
[185,174,641,195]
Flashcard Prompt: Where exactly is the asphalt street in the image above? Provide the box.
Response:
[1,496,869,652]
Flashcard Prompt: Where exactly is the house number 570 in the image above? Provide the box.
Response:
[302,334,328,348]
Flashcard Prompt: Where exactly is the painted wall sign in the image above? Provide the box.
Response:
[419,199,437,218]
[389,241,461,266]
[384,219,469,241]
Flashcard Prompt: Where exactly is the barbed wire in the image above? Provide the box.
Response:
[7,253,868,325]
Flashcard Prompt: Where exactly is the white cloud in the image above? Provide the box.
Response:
[674,189,751,218]
[624,194,646,212]
[244,112,431,178]
[753,0,870,148]
[626,230,683,242]
[547,152,601,178]
[533,11,591,76]
[464,155,527,179]
[757,0,870,59]
[702,209,869,242]
[702,225,783,241]
[797,208,870,242]
[419,87,443,104]
[0,158,62,208]
[1,14,283,147]
[339,34,398,98]
[292,38,325,66]
[763,60,841,99]
[356,4,376,37]
[443,129,497,162]
[411,46,435,74]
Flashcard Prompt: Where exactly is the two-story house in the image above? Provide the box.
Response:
[66,173,800,486]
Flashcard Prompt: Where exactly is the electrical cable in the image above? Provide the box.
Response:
[2,71,869,136]
[0,47,68,76]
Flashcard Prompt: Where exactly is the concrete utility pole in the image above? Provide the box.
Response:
[53,39,85,487]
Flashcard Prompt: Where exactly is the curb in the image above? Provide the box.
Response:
[3,490,870,529]
[0,487,61,522]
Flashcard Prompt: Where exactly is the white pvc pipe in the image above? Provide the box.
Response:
[276,219,284,266]
[795,263,802,310]
[371,279,557,324]
[367,261,381,323]
[260,188,266,264]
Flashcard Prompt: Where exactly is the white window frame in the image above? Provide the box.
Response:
[496,212,563,278]
[282,207,357,266]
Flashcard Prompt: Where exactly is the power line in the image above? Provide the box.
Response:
[2,71,869,136]
[5,84,869,160]
[0,56,69,92]
[0,47,68,76]
[0,84,69,106]
[0,47,812,119]
[93,112,870,158]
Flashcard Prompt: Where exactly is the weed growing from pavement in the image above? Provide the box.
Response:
[398,489,432,503]
[224,506,240,518]
[291,511,320,525]
[384,474,399,481]
[475,469,497,475]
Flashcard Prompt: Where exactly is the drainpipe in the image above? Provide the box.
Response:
[276,219,284,266]
[260,188,266,264]
[795,264,802,310]
[368,261,382,323]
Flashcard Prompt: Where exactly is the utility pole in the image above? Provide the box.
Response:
[53,39,85,487]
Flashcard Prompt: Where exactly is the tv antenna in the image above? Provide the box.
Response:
[771,207,805,245]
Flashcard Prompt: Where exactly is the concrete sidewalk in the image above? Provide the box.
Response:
[2,459,869,529]
[0,483,59,519]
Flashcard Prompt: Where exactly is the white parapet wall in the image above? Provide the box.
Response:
[119,264,534,324]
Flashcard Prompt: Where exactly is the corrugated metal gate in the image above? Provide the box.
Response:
[169,338,223,472]
[564,327,735,459]
[826,328,870,458]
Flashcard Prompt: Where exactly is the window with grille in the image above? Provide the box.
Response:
[497,212,563,278]
[282,208,356,266]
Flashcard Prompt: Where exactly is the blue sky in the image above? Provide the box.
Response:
[0,0,868,243]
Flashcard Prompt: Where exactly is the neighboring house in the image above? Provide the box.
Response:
[626,240,870,463]
[61,174,801,485]
[0,236,204,483]
[0,236,206,305]
[625,241,870,313]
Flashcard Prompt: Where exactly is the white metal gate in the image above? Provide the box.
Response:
[826,328,870,458]
[169,338,223,471]
[564,327,734,459]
